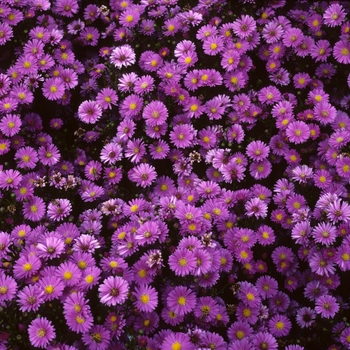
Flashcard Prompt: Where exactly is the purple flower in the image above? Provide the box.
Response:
[133,284,158,312]
[54,0,79,17]
[162,332,192,350]
[28,317,55,348]
[296,307,316,328]
[268,314,292,337]
[0,169,22,190]
[110,44,136,68]
[315,294,340,319]
[252,332,278,350]
[0,23,13,45]
[167,286,196,316]
[38,275,64,301]
[0,114,22,137]
[238,282,261,308]
[78,100,102,124]
[22,196,46,222]
[47,198,72,221]
[333,40,350,64]
[128,163,157,188]
[323,3,346,27]
[232,15,256,38]
[99,276,129,306]
[55,261,82,287]
[0,273,17,305]
[17,284,44,312]
[38,143,60,166]
[168,248,197,277]
[142,100,168,126]
[82,325,111,350]
[42,77,65,101]
[256,275,278,299]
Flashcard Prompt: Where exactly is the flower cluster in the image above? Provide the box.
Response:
[1,0,350,349]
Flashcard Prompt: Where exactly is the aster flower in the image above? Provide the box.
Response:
[110,44,136,68]
[296,306,316,329]
[315,294,340,319]
[169,124,196,149]
[38,143,60,166]
[162,332,192,350]
[0,114,22,137]
[310,40,332,62]
[232,15,256,38]
[0,273,17,305]
[54,0,79,17]
[82,325,110,350]
[335,244,350,271]
[336,157,350,179]
[323,3,345,27]
[252,332,278,350]
[249,160,272,180]
[327,199,350,223]
[47,199,72,222]
[258,85,281,105]
[17,284,44,312]
[314,101,337,125]
[262,21,284,43]
[236,303,259,324]
[77,100,102,124]
[312,222,337,246]
[246,140,269,161]
[169,248,197,276]
[203,35,224,56]
[333,40,350,64]
[42,77,65,101]
[142,100,168,126]
[28,317,55,349]
[0,169,22,190]
[133,284,158,312]
[55,261,82,287]
[99,276,129,306]
[268,314,292,337]
[309,251,335,277]
[22,196,46,222]
[0,22,13,45]
[167,286,196,316]
[128,163,157,188]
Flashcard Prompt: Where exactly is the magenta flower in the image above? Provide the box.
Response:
[246,140,270,161]
[0,273,17,304]
[168,248,197,276]
[232,15,256,38]
[252,332,278,350]
[142,100,168,126]
[110,44,136,68]
[22,196,46,222]
[323,3,346,27]
[28,317,56,348]
[133,284,158,312]
[17,284,44,312]
[38,143,60,166]
[82,325,111,350]
[170,124,196,148]
[128,163,157,188]
[162,332,192,350]
[315,295,340,319]
[78,100,102,124]
[0,114,22,137]
[42,77,65,100]
[167,286,196,316]
[99,276,129,306]
[333,40,350,64]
